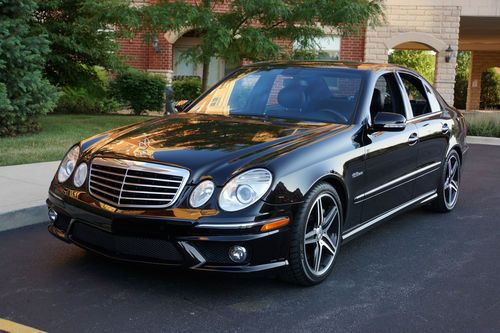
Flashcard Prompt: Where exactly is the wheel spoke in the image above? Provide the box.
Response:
[316,198,324,227]
[314,242,322,272]
[321,235,337,255]
[450,180,458,193]
[448,185,453,203]
[322,206,338,231]
[450,161,458,179]
[304,230,317,245]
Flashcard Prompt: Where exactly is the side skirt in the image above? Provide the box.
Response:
[342,190,437,241]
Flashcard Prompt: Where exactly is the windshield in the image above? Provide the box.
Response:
[187,66,364,124]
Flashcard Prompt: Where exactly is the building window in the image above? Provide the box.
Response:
[314,36,341,60]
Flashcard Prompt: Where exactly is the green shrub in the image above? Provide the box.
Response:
[465,112,500,138]
[0,0,59,137]
[480,69,500,110]
[54,87,121,114]
[172,77,202,101]
[111,70,166,115]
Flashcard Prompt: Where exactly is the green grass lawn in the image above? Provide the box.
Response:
[0,114,152,166]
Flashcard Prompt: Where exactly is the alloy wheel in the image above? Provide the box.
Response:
[444,155,460,208]
[303,193,341,276]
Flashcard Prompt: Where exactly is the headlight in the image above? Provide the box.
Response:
[219,169,272,212]
[57,145,80,183]
[73,163,88,187]
[189,180,215,208]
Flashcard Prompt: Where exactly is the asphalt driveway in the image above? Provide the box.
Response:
[0,144,499,333]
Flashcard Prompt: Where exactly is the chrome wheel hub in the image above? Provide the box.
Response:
[444,155,460,208]
[303,193,340,276]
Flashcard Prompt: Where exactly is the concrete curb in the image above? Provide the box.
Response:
[0,136,499,233]
[0,205,48,232]
[466,136,500,146]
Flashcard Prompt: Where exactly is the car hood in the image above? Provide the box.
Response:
[81,113,348,183]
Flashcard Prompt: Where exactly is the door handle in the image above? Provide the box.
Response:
[442,123,450,134]
[408,133,419,146]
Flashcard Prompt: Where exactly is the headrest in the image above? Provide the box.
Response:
[370,88,384,116]
[278,82,306,109]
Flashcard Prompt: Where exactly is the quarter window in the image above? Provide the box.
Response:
[399,73,431,117]
[423,82,442,112]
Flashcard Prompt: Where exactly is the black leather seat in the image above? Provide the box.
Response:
[277,82,307,114]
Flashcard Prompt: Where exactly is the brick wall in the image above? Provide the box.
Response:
[340,29,366,62]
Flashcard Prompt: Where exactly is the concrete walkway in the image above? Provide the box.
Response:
[0,161,59,214]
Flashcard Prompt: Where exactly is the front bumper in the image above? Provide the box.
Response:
[47,191,294,273]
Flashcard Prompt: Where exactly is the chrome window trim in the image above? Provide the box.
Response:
[406,110,442,123]
[89,157,190,209]
[354,161,441,202]
[343,190,437,240]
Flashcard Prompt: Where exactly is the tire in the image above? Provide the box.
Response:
[429,150,461,213]
[281,182,343,286]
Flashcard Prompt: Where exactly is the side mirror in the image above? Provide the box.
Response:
[175,100,190,112]
[371,112,406,132]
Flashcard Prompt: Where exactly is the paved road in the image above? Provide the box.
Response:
[1,145,499,333]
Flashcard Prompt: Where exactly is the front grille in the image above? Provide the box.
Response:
[89,157,189,208]
[71,222,183,263]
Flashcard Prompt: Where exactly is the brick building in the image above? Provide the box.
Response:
[121,0,500,109]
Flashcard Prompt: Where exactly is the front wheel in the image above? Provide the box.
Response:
[281,183,342,286]
[429,150,461,212]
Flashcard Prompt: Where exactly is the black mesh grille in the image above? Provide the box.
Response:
[70,222,183,263]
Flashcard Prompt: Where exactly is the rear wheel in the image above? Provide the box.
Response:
[429,150,461,212]
[281,182,342,286]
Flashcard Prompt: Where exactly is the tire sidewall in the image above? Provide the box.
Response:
[293,183,343,284]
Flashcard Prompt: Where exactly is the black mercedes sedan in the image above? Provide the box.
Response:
[47,61,467,285]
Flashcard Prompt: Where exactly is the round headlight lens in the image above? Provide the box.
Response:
[219,169,272,212]
[73,163,88,187]
[189,180,215,208]
[57,146,80,183]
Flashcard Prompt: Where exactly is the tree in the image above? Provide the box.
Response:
[33,0,139,88]
[388,50,436,83]
[453,51,471,109]
[0,0,59,136]
[141,0,384,91]
[480,68,500,109]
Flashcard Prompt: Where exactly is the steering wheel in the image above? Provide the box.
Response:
[317,108,349,123]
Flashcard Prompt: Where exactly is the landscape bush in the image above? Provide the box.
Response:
[172,77,202,101]
[111,70,166,115]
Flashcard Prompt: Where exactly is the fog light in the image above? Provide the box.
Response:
[228,245,247,263]
[48,209,58,222]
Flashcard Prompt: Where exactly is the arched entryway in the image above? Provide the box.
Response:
[388,41,437,84]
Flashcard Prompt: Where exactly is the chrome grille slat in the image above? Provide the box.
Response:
[122,182,179,189]
[121,174,183,183]
[88,158,190,209]
[90,174,124,185]
[90,180,122,192]
[91,168,127,178]
[120,196,174,201]
[121,189,176,195]
[90,186,121,199]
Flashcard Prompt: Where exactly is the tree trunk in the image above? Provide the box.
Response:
[201,59,210,92]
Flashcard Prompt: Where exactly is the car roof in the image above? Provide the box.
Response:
[243,60,412,73]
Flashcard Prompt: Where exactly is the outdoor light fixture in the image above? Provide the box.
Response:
[152,36,161,54]
[445,45,454,63]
